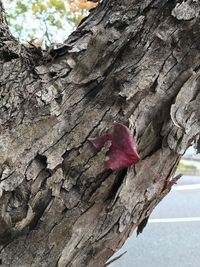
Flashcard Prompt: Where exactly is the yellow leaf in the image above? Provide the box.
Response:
[29,38,43,48]
[32,4,40,13]
[79,2,97,9]
[69,0,97,12]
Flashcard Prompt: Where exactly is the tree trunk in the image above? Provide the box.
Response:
[0,0,200,266]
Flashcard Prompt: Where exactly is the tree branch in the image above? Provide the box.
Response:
[0,1,9,30]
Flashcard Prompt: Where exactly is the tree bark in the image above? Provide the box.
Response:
[0,0,200,266]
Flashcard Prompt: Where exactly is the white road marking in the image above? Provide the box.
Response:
[172,184,200,191]
[149,217,200,223]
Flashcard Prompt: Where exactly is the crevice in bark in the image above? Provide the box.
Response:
[136,216,149,235]
[35,154,48,168]
[0,50,19,62]
[28,190,52,230]
[106,168,128,201]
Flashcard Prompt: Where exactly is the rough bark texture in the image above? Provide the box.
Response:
[0,0,200,266]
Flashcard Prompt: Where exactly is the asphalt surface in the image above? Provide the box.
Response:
[109,175,200,267]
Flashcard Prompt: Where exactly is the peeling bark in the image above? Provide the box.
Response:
[0,0,200,266]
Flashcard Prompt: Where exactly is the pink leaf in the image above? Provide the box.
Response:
[91,123,140,170]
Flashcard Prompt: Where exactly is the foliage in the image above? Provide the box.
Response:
[3,0,97,44]
[178,161,197,170]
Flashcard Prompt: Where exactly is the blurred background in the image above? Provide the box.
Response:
[4,0,96,45]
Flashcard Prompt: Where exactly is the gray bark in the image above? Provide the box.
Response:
[0,0,200,266]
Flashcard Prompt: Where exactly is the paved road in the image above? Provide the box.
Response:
[109,175,200,267]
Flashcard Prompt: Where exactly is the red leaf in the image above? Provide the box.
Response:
[91,123,140,170]
[106,123,140,170]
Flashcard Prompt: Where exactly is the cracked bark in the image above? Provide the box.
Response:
[0,0,200,266]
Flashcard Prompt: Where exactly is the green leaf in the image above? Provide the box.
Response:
[16,1,28,13]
